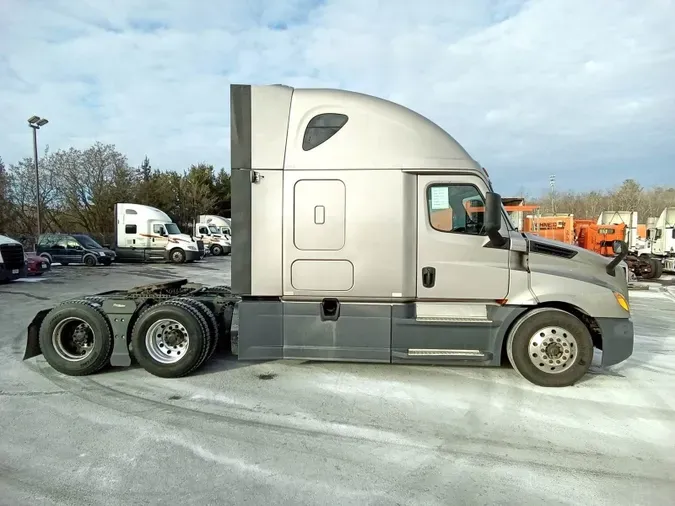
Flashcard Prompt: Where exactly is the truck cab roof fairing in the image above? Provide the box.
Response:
[285,88,483,172]
[232,83,486,175]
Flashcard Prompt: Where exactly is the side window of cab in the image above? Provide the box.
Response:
[427,183,487,236]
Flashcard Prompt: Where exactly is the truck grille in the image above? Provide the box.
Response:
[0,244,25,269]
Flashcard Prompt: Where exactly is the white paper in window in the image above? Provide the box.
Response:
[430,187,450,210]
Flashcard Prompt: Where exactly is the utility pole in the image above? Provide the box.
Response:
[27,115,49,238]
[549,174,556,214]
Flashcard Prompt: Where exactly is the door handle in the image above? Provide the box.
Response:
[422,266,436,288]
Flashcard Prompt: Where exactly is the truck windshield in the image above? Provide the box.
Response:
[165,223,181,235]
[208,225,220,234]
[501,202,516,230]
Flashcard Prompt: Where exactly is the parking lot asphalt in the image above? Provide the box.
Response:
[1,259,674,506]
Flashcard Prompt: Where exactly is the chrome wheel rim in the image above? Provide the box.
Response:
[52,317,95,362]
[528,326,577,374]
[145,318,189,364]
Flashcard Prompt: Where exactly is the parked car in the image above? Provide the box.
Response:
[37,233,116,267]
[25,252,51,276]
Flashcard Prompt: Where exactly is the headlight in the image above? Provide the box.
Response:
[98,251,105,256]
[613,292,630,312]
[187,245,197,251]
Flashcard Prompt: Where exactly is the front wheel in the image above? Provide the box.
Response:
[651,258,663,279]
[210,244,223,256]
[170,248,186,264]
[84,255,97,267]
[506,308,593,387]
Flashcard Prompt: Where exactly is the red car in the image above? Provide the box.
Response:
[25,252,51,276]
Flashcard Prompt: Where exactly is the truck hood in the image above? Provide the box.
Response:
[169,234,196,244]
[523,233,628,294]
[211,234,231,245]
[524,233,613,268]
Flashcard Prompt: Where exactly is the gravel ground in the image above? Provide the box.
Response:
[1,258,674,506]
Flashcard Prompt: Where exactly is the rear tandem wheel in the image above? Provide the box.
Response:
[130,299,213,378]
[38,300,114,376]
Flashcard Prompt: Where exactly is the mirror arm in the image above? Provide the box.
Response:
[488,229,506,247]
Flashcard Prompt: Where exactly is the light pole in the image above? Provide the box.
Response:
[27,115,48,237]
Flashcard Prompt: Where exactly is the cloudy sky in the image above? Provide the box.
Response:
[1,0,673,195]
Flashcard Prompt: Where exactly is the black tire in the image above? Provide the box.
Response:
[506,308,593,387]
[84,255,97,267]
[210,244,223,256]
[130,299,212,378]
[179,298,219,361]
[641,260,655,279]
[651,258,663,279]
[38,300,114,376]
[40,253,52,265]
[170,248,186,264]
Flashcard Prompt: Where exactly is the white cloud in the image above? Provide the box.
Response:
[1,0,673,194]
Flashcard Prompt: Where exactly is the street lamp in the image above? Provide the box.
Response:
[27,115,49,237]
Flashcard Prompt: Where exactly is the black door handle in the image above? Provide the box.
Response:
[422,266,436,288]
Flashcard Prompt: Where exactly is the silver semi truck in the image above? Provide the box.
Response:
[23,84,633,387]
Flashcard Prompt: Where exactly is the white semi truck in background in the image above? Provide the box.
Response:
[193,217,231,256]
[597,211,639,252]
[198,215,231,237]
[645,207,675,271]
[0,235,27,282]
[113,203,205,263]
[24,83,634,388]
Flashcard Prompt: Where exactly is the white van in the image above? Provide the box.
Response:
[114,203,204,263]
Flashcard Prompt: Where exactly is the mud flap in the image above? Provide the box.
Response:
[23,308,52,360]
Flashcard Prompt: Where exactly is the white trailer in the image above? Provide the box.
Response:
[597,211,639,251]
[650,207,675,271]
[114,203,205,263]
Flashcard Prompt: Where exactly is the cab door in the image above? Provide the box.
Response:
[197,225,210,245]
[416,175,510,301]
[150,223,169,260]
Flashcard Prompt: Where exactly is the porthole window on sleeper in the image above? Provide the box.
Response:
[302,113,349,151]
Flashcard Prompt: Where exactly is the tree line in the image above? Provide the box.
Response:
[529,178,675,221]
[0,143,230,247]
[0,141,673,247]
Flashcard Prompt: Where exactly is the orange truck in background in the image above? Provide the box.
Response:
[574,220,625,256]
[522,215,575,244]
[501,198,661,279]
